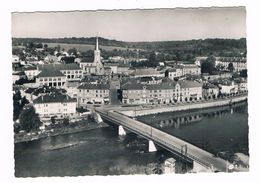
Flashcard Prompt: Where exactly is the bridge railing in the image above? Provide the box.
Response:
[98,110,215,169]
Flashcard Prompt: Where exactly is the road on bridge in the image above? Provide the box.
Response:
[96,109,229,172]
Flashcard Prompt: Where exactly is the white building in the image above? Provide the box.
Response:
[33,93,77,118]
[36,69,67,87]
[104,63,118,74]
[12,55,20,63]
[202,84,219,98]
[215,57,247,72]
[121,79,202,104]
[130,68,164,78]
[166,64,201,80]
[38,63,83,82]
[219,81,239,95]
[24,66,39,80]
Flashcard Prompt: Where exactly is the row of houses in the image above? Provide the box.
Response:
[195,56,247,72]
[165,64,201,80]
[121,78,203,104]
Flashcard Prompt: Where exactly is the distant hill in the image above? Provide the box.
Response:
[12,37,246,56]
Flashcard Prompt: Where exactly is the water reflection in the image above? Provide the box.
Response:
[137,102,248,159]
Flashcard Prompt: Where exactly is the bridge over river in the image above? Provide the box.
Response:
[96,109,229,172]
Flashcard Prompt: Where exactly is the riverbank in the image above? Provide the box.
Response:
[119,95,247,117]
[14,120,109,144]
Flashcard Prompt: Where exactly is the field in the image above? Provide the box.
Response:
[45,43,137,52]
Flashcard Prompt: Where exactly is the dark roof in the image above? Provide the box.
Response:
[37,69,65,78]
[78,83,110,90]
[131,68,161,76]
[217,57,246,63]
[121,78,202,90]
[121,79,178,90]
[178,80,202,88]
[140,77,162,82]
[38,63,81,71]
[33,93,76,104]
[23,66,37,71]
[81,57,94,63]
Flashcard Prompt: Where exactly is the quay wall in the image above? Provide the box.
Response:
[120,95,247,117]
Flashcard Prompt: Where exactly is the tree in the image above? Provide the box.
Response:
[13,91,29,121]
[206,55,216,63]
[51,116,56,125]
[61,56,75,64]
[240,69,247,78]
[63,117,70,126]
[216,64,225,71]
[68,48,78,56]
[19,106,41,132]
[201,60,215,74]
[228,63,235,72]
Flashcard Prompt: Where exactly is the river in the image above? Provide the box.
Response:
[15,102,248,176]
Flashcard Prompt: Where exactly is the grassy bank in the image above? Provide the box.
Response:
[14,119,109,144]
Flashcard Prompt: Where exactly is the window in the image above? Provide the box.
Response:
[44,78,47,81]
[58,78,61,81]
[49,78,52,81]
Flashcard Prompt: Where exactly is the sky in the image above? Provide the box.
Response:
[12,7,246,42]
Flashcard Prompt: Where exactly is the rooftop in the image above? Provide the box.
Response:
[78,83,110,90]
[131,68,161,76]
[38,63,81,71]
[37,68,65,78]
[122,78,202,90]
[33,93,76,104]
[178,80,203,88]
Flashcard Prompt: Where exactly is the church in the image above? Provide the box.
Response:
[79,37,104,75]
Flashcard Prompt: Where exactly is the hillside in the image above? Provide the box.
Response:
[12,37,247,59]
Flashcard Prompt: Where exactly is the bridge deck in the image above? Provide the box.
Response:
[96,109,228,172]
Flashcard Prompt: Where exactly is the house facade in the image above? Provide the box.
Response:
[121,79,202,105]
[166,64,201,80]
[24,66,39,80]
[215,57,247,72]
[77,83,110,105]
[38,63,83,81]
[36,69,67,87]
[33,93,77,118]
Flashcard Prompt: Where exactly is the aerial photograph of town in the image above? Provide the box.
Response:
[12,7,248,177]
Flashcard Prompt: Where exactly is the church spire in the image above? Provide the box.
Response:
[95,36,99,51]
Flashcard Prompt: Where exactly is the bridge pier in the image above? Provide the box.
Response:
[92,111,103,123]
[192,161,213,173]
[148,140,157,152]
[118,125,126,136]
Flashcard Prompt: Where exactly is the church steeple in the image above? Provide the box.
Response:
[95,36,99,51]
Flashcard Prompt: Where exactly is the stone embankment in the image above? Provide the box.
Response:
[120,95,247,117]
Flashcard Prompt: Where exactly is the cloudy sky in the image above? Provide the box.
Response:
[12,7,246,42]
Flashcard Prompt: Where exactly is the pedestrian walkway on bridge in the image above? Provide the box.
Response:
[96,109,230,172]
